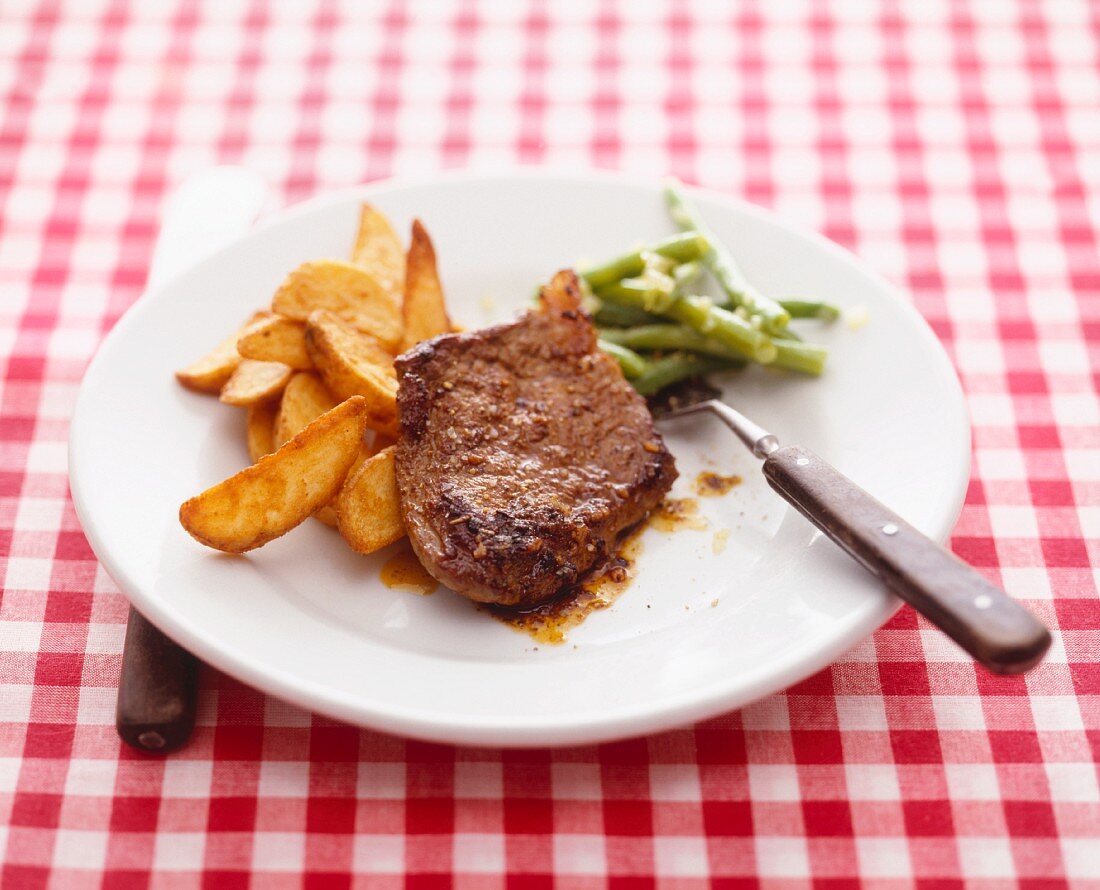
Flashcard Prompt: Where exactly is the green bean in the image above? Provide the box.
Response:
[546,192,838,394]
[590,298,664,328]
[665,182,790,333]
[598,324,745,363]
[598,339,648,378]
[770,339,828,376]
[671,260,705,296]
[779,299,841,321]
[630,353,739,396]
[596,280,776,363]
[651,232,709,262]
[595,279,677,314]
[672,295,777,363]
[580,232,708,289]
[601,323,824,375]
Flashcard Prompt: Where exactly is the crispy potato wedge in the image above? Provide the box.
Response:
[322,447,375,527]
[305,310,399,436]
[272,259,402,351]
[180,397,369,553]
[335,445,405,554]
[219,359,293,406]
[275,372,338,447]
[401,219,451,350]
[275,373,342,528]
[351,203,404,304]
[176,311,268,393]
[237,315,312,369]
[315,445,372,528]
[246,401,278,463]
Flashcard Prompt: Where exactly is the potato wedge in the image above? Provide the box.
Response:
[246,401,278,462]
[275,372,338,447]
[305,310,399,436]
[237,315,312,369]
[176,311,267,393]
[402,219,451,350]
[316,445,372,528]
[272,259,402,351]
[275,373,341,528]
[219,359,293,406]
[351,203,404,304]
[335,445,405,554]
[180,397,369,553]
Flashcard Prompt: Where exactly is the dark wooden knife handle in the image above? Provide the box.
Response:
[116,607,198,753]
[763,445,1051,674]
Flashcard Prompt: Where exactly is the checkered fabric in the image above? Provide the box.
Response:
[1,0,1098,885]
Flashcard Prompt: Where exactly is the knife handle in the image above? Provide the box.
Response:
[114,167,265,754]
[116,607,199,753]
[763,445,1051,674]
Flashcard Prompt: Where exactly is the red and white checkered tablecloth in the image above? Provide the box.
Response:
[1,0,1098,885]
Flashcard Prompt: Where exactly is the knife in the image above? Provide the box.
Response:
[660,398,1051,674]
[116,167,268,753]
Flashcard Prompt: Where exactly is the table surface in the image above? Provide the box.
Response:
[2,0,1098,885]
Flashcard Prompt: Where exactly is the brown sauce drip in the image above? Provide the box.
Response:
[693,471,742,497]
[380,544,439,596]
[649,497,709,531]
[440,494,717,645]
[485,530,645,645]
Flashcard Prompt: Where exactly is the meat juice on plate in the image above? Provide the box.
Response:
[693,471,743,497]
[483,528,645,645]
[380,543,439,595]
[376,482,745,644]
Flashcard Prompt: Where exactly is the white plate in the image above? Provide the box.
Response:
[69,170,970,747]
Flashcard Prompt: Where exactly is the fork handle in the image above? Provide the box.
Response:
[763,445,1051,674]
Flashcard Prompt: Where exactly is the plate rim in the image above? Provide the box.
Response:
[69,167,971,746]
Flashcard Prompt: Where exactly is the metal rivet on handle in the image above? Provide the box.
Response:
[882,523,899,536]
[796,458,809,466]
[973,594,992,610]
[138,731,166,750]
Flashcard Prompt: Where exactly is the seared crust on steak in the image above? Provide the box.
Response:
[394,270,677,609]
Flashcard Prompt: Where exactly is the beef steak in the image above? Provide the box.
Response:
[394,269,677,609]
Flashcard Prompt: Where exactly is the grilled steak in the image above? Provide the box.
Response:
[394,269,677,609]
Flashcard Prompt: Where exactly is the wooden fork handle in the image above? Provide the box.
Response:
[763,445,1051,674]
